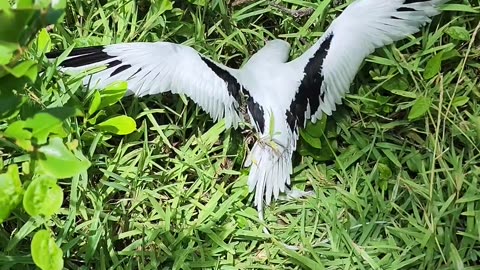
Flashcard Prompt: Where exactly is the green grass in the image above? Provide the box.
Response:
[2,0,480,269]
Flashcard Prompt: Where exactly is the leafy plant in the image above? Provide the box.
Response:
[1,0,480,269]
[0,1,136,269]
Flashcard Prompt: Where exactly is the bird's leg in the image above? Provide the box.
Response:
[279,187,315,201]
[286,188,315,200]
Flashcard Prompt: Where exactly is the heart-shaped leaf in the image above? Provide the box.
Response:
[96,115,136,135]
[24,107,80,145]
[0,165,24,223]
[88,91,101,115]
[3,60,36,80]
[37,28,51,53]
[408,97,432,121]
[31,230,63,270]
[37,137,91,179]
[423,52,443,80]
[23,176,63,217]
[445,26,470,41]
[0,91,26,121]
[3,121,33,151]
[98,81,128,110]
[300,130,322,149]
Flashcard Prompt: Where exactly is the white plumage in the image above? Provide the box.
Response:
[47,0,447,220]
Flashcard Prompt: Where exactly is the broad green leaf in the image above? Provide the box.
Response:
[0,8,64,47]
[383,76,414,99]
[4,121,30,141]
[298,138,335,161]
[0,165,23,223]
[16,0,35,8]
[424,52,443,80]
[452,96,469,107]
[38,137,91,179]
[23,176,63,217]
[87,110,106,125]
[0,9,36,45]
[98,81,128,110]
[31,230,64,270]
[388,90,417,99]
[445,26,470,41]
[24,63,38,82]
[336,145,366,170]
[383,76,409,92]
[37,28,51,53]
[96,115,137,135]
[305,116,327,138]
[408,97,431,121]
[3,121,33,150]
[188,0,206,6]
[0,72,30,91]
[441,48,461,61]
[0,1,10,9]
[0,44,15,65]
[3,60,37,81]
[377,163,392,191]
[300,130,322,149]
[152,0,174,15]
[378,163,393,180]
[0,91,26,120]
[88,91,101,115]
[24,107,79,144]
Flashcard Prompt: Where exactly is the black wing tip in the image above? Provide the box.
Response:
[403,0,431,4]
[45,45,107,59]
[46,45,115,68]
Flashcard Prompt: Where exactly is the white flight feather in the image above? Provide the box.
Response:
[58,42,243,129]
[288,0,447,123]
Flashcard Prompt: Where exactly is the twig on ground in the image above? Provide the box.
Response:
[269,2,314,20]
[231,0,257,7]
[231,0,314,21]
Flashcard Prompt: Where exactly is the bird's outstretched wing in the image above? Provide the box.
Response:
[286,0,447,129]
[46,42,244,128]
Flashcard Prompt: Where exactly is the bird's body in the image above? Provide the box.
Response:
[235,50,301,212]
[47,0,447,219]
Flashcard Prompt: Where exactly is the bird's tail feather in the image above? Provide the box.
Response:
[245,140,293,215]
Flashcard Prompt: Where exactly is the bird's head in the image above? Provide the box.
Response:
[264,39,291,50]
[249,39,291,64]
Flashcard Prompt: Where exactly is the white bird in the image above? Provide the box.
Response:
[47,0,447,221]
